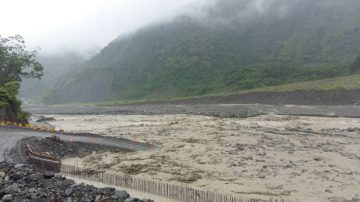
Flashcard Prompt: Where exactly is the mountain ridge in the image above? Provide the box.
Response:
[44,0,360,104]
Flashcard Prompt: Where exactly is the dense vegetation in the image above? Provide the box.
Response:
[350,55,360,73]
[0,35,43,122]
[0,82,27,121]
[45,0,360,104]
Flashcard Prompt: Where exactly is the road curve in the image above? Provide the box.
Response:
[0,127,154,162]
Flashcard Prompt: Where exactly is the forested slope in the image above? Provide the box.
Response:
[45,0,360,104]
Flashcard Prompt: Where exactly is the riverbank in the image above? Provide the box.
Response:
[24,104,360,119]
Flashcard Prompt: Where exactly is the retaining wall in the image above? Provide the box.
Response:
[25,144,61,172]
[28,155,60,172]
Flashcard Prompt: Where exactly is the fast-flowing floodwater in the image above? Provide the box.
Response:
[43,113,360,202]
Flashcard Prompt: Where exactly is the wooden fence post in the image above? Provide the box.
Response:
[59,164,298,202]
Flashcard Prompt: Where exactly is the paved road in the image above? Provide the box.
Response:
[0,127,154,162]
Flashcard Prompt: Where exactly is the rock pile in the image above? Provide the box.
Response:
[0,162,153,202]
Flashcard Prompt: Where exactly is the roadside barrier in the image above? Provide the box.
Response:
[0,121,16,126]
[0,121,63,133]
[61,164,299,202]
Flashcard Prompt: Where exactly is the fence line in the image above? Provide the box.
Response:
[61,164,299,202]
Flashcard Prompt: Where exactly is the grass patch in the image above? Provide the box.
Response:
[244,73,360,93]
[49,74,360,107]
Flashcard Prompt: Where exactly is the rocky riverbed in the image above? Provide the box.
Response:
[0,162,154,202]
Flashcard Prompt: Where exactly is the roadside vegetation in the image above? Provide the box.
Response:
[0,35,43,122]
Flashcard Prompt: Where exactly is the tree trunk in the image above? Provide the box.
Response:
[0,104,17,122]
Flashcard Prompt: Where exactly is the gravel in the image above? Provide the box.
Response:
[0,162,154,202]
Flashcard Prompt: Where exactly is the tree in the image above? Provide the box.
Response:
[0,35,43,86]
[350,55,360,74]
[0,35,43,123]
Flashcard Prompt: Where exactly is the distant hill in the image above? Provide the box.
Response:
[45,0,360,104]
[21,53,84,103]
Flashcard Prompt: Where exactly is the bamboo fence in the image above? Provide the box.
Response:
[61,164,299,202]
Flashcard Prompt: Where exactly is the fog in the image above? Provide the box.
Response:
[0,0,200,55]
[2,0,294,55]
[1,0,300,56]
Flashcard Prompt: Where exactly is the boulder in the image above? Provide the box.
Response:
[114,190,130,200]
[2,194,13,202]
[43,171,55,179]
[124,198,141,202]
[5,184,19,194]
[142,199,155,202]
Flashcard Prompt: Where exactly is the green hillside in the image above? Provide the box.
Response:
[241,73,360,93]
[45,0,360,104]
[88,74,360,106]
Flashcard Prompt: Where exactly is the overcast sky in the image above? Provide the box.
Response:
[0,0,200,55]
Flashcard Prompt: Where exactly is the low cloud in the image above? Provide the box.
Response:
[1,0,198,55]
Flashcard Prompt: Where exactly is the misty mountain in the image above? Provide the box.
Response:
[45,0,360,104]
[21,53,84,102]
